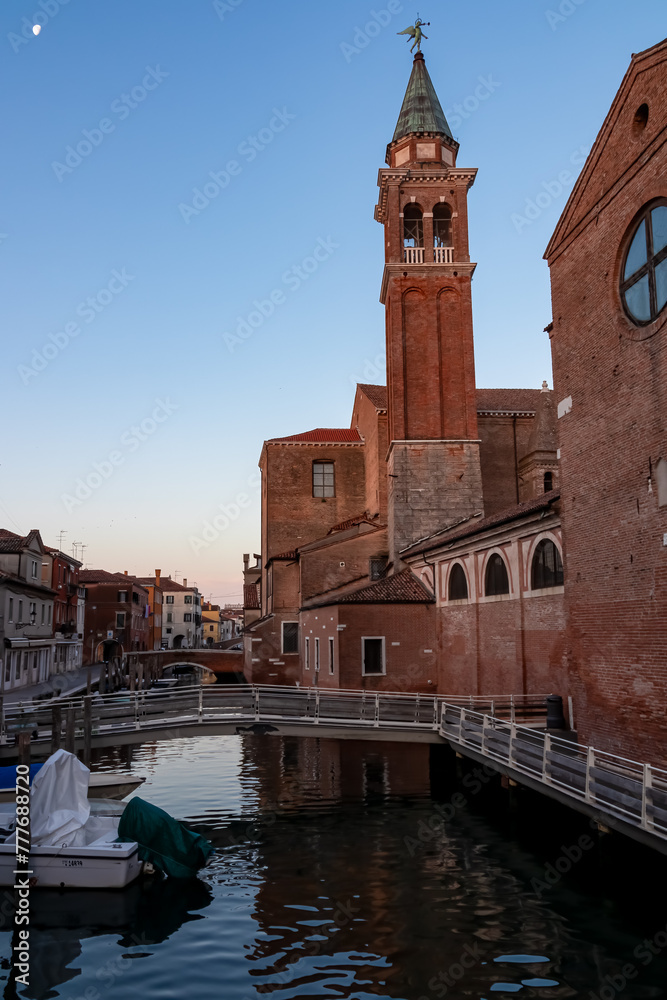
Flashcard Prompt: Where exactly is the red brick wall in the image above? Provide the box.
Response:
[300,603,437,693]
[300,529,389,605]
[478,414,535,516]
[547,47,667,766]
[351,387,388,520]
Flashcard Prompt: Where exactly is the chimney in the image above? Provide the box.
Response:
[243,553,249,571]
[124,570,128,575]
[155,569,161,587]
[183,578,188,588]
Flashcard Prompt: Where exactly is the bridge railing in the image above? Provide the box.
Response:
[1,684,554,742]
[440,705,667,839]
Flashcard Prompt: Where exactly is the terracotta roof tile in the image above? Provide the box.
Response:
[268,428,362,444]
[312,568,434,607]
[475,388,544,413]
[402,490,561,557]
[266,550,298,563]
[327,512,384,534]
[353,386,544,415]
[79,569,148,586]
[357,384,388,409]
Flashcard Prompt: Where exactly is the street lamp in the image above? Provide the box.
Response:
[14,608,37,629]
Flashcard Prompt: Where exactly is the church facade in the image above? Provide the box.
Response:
[243,39,667,766]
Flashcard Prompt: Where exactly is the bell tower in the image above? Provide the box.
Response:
[375,51,484,564]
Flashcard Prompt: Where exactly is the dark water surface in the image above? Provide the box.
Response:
[5,734,667,999]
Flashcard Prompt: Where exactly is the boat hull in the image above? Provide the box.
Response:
[0,842,142,888]
[0,773,145,803]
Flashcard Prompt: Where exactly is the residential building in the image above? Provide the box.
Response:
[44,547,84,674]
[0,529,56,691]
[80,570,150,663]
[130,570,164,651]
[161,577,203,649]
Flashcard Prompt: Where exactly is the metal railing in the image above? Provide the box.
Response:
[2,683,665,846]
[441,705,667,840]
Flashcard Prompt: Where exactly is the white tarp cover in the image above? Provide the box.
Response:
[30,749,91,846]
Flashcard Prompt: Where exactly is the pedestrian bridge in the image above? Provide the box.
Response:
[3,684,666,856]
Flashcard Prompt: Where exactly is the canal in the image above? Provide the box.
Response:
[3,734,667,999]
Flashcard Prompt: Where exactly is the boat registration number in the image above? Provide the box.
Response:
[62,860,83,867]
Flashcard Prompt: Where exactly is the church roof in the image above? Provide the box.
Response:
[308,568,434,608]
[401,490,561,558]
[355,385,545,415]
[393,52,453,142]
[357,384,388,409]
[268,428,363,444]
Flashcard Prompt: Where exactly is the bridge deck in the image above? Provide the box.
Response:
[2,684,665,855]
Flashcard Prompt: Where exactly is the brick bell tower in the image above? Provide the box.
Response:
[375,50,484,565]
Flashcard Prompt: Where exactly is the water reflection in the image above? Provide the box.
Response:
[10,877,212,1000]
[7,734,666,1000]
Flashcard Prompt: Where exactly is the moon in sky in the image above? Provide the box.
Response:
[32,24,41,35]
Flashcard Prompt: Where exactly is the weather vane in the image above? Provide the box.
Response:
[397,16,430,53]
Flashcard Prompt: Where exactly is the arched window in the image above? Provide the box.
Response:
[544,471,553,492]
[448,563,468,600]
[531,539,564,590]
[620,200,667,326]
[403,204,423,248]
[433,203,452,247]
[485,554,510,596]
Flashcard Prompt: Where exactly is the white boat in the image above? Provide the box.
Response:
[0,751,142,889]
[0,771,145,803]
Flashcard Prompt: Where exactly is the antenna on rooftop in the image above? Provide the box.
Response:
[57,529,67,551]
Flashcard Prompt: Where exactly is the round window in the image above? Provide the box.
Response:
[620,201,667,326]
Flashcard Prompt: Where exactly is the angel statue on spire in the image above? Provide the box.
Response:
[397,18,430,53]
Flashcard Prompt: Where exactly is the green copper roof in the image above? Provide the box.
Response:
[392,53,453,142]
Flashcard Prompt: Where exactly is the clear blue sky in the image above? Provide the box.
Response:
[0,0,664,601]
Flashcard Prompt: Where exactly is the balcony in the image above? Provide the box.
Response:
[403,247,424,264]
[402,247,455,265]
[434,246,454,263]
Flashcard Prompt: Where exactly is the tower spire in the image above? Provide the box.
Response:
[393,51,452,143]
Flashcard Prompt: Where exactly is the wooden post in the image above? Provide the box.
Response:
[86,667,92,697]
[0,695,4,745]
[137,662,144,691]
[17,732,31,766]
[129,661,136,693]
[65,706,76,753]
[83,696,92,766]
[51,704,62,753]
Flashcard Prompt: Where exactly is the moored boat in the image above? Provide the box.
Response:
[0,764,145,802]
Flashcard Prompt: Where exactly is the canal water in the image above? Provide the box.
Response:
[4,734,667,1000]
